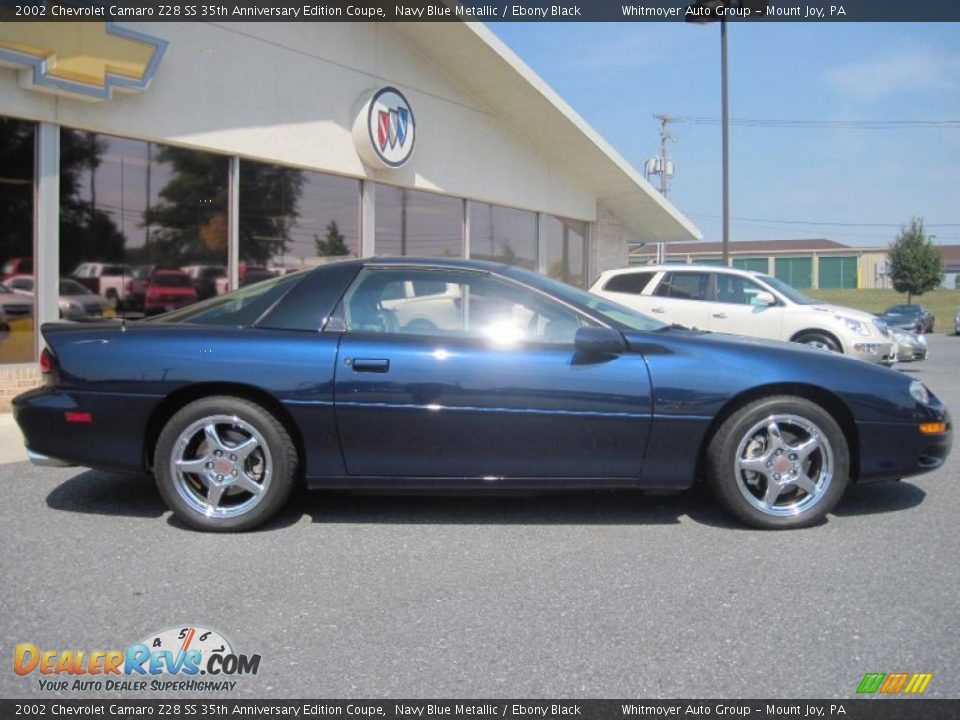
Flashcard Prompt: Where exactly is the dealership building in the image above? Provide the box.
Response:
[0,20,700,409]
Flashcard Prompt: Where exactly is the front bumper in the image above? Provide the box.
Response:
[847,339,896,365]
[858,410,953,482]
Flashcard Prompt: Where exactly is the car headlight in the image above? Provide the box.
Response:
[838,316,870,336]
[909,380,930,405]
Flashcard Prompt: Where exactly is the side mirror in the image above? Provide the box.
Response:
[575,326,626,355]
[753,291,776,306]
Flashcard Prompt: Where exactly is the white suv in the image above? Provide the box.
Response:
[591,264,895,365]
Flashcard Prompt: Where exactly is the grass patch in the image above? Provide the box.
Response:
[806,288,960,334]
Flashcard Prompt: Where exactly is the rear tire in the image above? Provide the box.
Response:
[705,395,850,529]
[154,396,298,532]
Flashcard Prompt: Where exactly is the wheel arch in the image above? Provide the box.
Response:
[143,383,305,476]
[696,382,860,483]
[789,328,843,351]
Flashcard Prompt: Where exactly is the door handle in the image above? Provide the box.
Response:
[651,307,666,313]
[712,312,727,319]
[350,358,390,373]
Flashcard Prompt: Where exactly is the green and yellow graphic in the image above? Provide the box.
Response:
[857,672,932,694]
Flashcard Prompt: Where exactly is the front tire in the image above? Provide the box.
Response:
[794,331,842,353]
[154,396,298,532]
[705,396,850,529]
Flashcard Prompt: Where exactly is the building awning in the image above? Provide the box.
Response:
[391,22,701,244]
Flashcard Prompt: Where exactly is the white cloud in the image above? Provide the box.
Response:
[826,44,960,101]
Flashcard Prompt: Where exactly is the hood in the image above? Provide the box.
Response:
[806,304,879,323]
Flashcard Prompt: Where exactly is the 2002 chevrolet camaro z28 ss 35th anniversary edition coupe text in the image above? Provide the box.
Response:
[14,258,953,531]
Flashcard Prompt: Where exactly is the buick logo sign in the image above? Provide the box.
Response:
[353,87,416,169]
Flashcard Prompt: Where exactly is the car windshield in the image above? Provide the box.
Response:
[502,266,666,332]
[60,279,91,295]
[756,275,819,305]
[885,305,918,314]
[152,274,192,288]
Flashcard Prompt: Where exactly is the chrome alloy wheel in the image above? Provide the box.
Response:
[803,338,832,351]
[170,414,273,519]
[734,414,834,517]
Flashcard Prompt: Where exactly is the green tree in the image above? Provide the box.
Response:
[888,217,943,303]
[315,220,350,256]
[0,119,36,266]
[58,129,126,274]
[145,152,304,267]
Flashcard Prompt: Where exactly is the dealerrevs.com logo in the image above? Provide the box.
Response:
[13,625,261,692]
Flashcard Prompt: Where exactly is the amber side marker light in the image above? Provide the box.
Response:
[919,421,947,435]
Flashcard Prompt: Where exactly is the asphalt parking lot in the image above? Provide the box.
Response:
[1,335,958,699]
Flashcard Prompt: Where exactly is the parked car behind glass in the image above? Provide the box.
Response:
[182,264,227,300]
[7,275,110,320]
[71,262,133,310]
[0,280,33,321]
[144,269,197,314]
[591,265,895,365]
[1,257,32,281]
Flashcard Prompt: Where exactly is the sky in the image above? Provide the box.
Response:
[490,22,960,247]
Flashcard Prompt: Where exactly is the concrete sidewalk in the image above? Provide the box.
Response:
[0,413,26,464]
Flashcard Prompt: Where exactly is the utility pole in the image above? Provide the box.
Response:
[653,114,676,197]
[720,17,730,264]
[645,114,676,264]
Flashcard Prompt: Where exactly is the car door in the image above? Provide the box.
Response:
[330,267,652,480]
[648,270,713,330]
[708,273,782,340]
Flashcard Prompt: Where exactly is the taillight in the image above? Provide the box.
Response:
[39,348,53,374]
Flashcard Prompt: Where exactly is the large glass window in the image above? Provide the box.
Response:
[0,117,36,363]
[374,184,463,258]
[239,160,360,282]
[542,215,587,287]
[60,129,228,315]
[469,203,537,270]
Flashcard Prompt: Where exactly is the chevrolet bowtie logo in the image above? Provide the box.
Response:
[0,19,167,100]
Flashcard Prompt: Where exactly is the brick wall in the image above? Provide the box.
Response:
[0,366,41,413]
[590,202,630,283]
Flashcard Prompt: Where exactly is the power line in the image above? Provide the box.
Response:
[687,212,960,228]
[673,116,960,129]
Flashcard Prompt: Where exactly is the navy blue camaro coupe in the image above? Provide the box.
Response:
[14,258,952,531]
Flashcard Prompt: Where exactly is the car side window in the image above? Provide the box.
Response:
[654,272,709,301]
[713,274,768,305]
[334,268,583,345]
[603,272,654,295]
